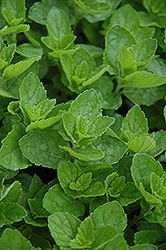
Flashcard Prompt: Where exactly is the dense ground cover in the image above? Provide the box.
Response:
[0,0,166,249]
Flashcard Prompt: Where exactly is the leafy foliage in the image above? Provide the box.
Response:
[0,0,166,249]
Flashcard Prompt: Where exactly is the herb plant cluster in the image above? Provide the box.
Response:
[0,0,166,249]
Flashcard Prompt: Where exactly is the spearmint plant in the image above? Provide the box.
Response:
[0,0,166,249]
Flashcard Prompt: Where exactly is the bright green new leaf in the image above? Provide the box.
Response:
[118,45,137,77]
[61,34,77,50]
[90,201,127,233]
[26,116,61,132]
[0,24,30,38]
[46,7,71,41]
[70,217,94,248]
[121,105,149,141]
[74,0,111,15]
[127,134,156,153]
[60,145,104,161]
[62,111,76,142]
[1,0,26,26]
[109,4,140,32]
[104,25,136,74]
[124,71,166,88]
[148,130,166,157]
[0,228,40,250]
[73,61,89,84]
[2,57,40,81]
[134,230,160,245]
[139,183,162,211]
[16,43,43,58]
[0,44,16,65]
[92,134,128,165]
[131,153,163,192]
[0,124,31,170]
[60,53,76,82]
[58,161,105,198]
[145,209,166,228]
[69,89,102,120]
[129,39,157,69]
[150,172,166,199]
[43,184,85,217]
[48,212,80,248]
[116,182,142,206]
[105,172,125,197]
[0,59,6,71]
[19,129,69,169]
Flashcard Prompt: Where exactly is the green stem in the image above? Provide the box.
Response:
[113,78,123,96]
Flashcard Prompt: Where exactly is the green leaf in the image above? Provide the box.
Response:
[46,7,71,41]
[148,130,166,157]
[127,135,156,153]
[48,212,80,248]
[62,111,76,142]
[0,166,8,195]
[26,116,61,132]
[43,184,85,217]
[19,129,69,169]
[70,217,94,248]
[16,43,43,58]
[28,0,69,25]
[145,209,166,228]
[2,57,40,81]
[0,202,27,226]
[133,27,155,43]
[0,124,31,170]
[121,105,149,141]
[105,173,126,198]
[58,161,105,198]
[134,230,160,245]
[129,244,158,250]
[90,201,127,233]
[92,134,128,165]
[97,234,128,250]
[116,182,142,206]
[60,145,104,161]
[0,181,21,203]
[131,153,163,192]
[124,71,166,88]
[150,172,166,199]
[1,0,26,26]
[69,89,102,120]
[0,24,30,38]
[143,0,166,14]
[0,228,39,250]
[123,84,166,106]
[104,25,136,74]
[74,0,111,15]
[130,39,157,69]
[91,225,118,249]
[60,53,76,82]
[0,44,16,65]
[118,45,137,77]
[0,59,6,71]
[109,4,140,31]
[140,183,162,211]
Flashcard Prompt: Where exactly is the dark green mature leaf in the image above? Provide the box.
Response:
[109,4,140,31]
[43,184,85,217]
[90,201,127,233]
[134,230,160,245]
[16,43,43,58]
[92,134,128,165]
[74,0,111,15]
[0,24,30,38]
[97,234,128,250]
[28,0,69,25]
[148,130,166,157]
[104,25,136,74]
[0,124,31,170]
[129,244,158,250]
[48,212,80,247]
[0,228,40,250]
[0,181,21,203]
[19,129,69,169]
